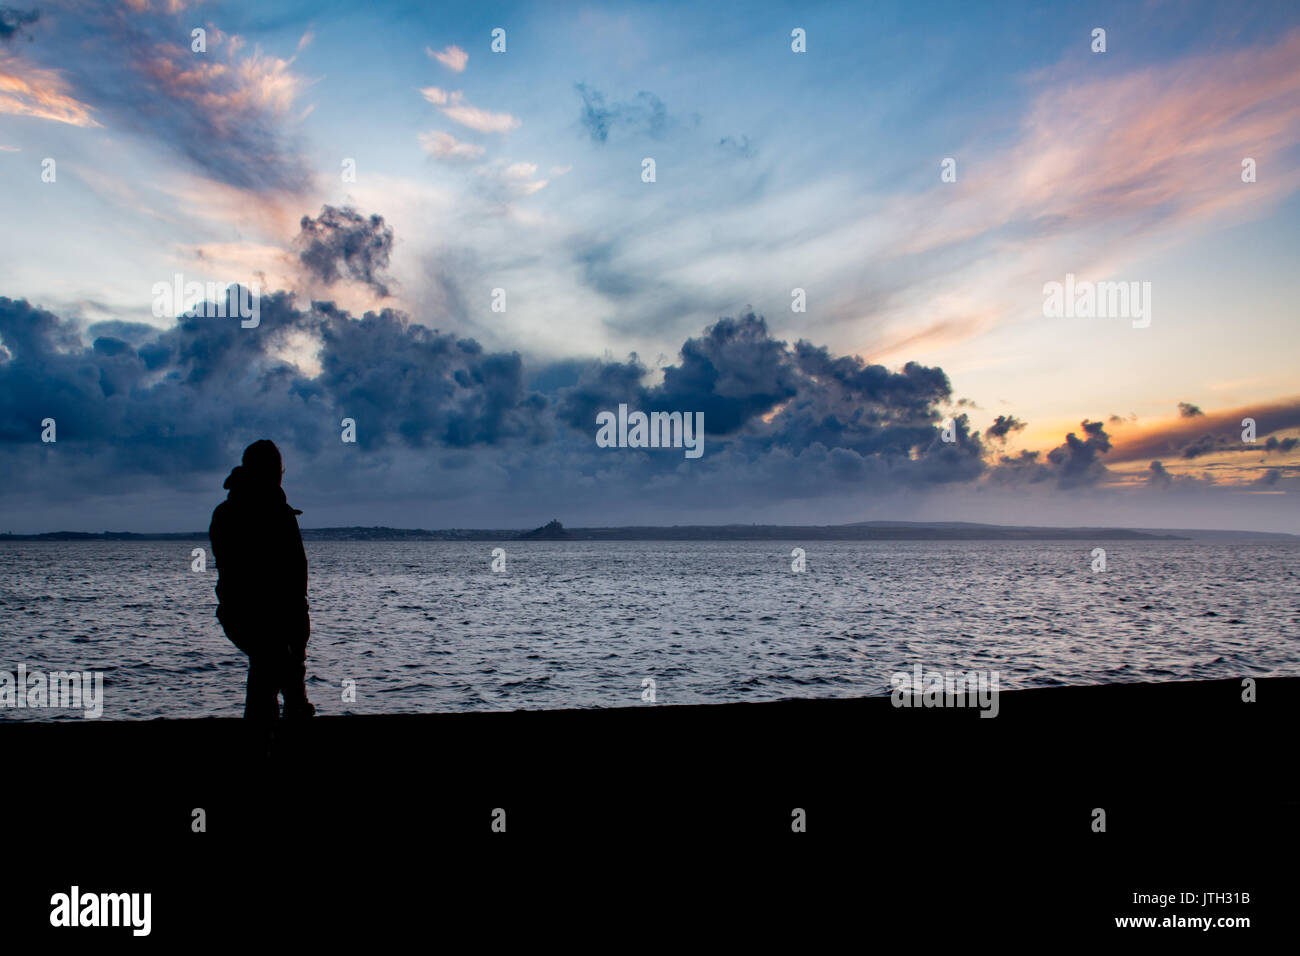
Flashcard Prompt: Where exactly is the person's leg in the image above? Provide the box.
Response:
[244,650,281,721]
[220,605,279,721]
[280,605,314,718]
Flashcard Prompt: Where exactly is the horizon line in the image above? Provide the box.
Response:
[2,519,1296,539]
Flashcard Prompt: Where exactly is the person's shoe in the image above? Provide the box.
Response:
[283,700,316,719]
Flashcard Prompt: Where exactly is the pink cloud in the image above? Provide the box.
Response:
[894,29,1300,260]
[419,87,520,133]
[1106,398,1300,465]
[426,45,468,73]
[0,56,100,128]
[833,29,1300,364]
[140,42,308,124]
[419,130,485,160]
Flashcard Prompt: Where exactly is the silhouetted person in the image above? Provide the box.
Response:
[209,440,315,721]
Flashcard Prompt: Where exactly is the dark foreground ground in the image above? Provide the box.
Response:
[2,677,1295,942]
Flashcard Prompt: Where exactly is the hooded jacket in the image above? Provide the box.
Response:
[209,465,308,613]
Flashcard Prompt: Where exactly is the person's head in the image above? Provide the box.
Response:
[241,439,283,486]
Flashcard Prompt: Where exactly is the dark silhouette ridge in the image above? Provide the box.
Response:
[8,522,1300,542]
[208,440,315,722]
[517,519,572,540]
[0,522,1195,541]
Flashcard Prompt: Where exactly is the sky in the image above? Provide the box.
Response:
[1,0,1298,533]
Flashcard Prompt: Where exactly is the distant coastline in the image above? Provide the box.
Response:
[2,519,1296,542]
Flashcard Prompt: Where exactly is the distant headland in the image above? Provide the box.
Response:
[2,519,1296,542]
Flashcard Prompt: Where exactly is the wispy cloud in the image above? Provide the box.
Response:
[420,86,519,133]
[474,159,548,197]
[0,5,38,43]
[575,82,692,143]
[890,29,1300,262]
[800,28,1300,362]
[0,55,99,126]
[426,44,467,73]
[5,5,315,193]
[1106,399,1300,466]
[418,129,484,160]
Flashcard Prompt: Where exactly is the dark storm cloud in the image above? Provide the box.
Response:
[0,6,38,42]
[554,355,646,431]
[0,292,332,481]
[310,302,546,449]
[298,207,395,297]
[1046,420,1112,488]
[1105,401,1300,465]
[989,421,1114,489]
[984,414,1026,442]
[1178,432,1299,460]
[777,339,969,478]
[661,313,802,433]
[1178,402,1204,418]
[1,286,991,512]
[0,290,549,497]
[14,1,309,193]
[575,83,693,143]
[989,449,1050,485]
[1145,459,1218,491]
[0,297,80,360]
[526,358,591,395]
[84,319,163,346]
[1180,432,1231,459]
[555,312,804,433]
[555,311,985,489]
[8,168,1288,525]
[20,189,1225,517]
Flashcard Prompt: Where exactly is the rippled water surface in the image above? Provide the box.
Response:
[1,539,1297,719]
